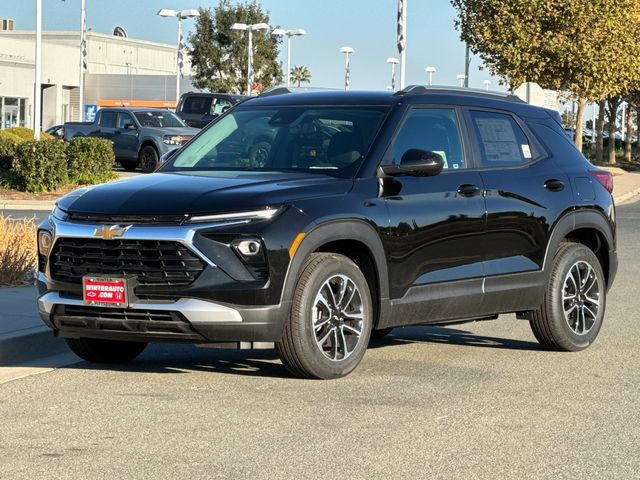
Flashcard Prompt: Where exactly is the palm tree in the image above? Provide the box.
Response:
[290,65,312,87]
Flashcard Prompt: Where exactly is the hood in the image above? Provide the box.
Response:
[57,171,353,215]
[143,126,199,137]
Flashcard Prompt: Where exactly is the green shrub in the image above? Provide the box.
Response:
[5,127,53,142]
[67,137,116,184]
[13,140,68,192]
[0,132,19,171]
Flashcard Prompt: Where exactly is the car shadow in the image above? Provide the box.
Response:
[60,325,541,379]
[368,325,542,351]
[64,345,293,379]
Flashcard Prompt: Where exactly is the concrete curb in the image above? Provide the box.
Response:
[0,201,55,211]
[0,327,69,366]
[614,187,640,205]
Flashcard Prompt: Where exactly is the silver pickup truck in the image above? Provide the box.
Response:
[64,107,199,173]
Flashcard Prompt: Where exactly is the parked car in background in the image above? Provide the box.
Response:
[176,92,246,128]
[46,124,65,140]
[63,107,199,172]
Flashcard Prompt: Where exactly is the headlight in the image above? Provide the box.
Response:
[38,230,53,256]
[52,205,68,221]
[163,135,192,145]
[188,208,281,224]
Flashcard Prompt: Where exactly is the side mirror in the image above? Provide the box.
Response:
[379,149,445,177]
[160,147,180,164]
[124,123,137,130]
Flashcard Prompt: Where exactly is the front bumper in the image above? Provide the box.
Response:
[36,213,296,343]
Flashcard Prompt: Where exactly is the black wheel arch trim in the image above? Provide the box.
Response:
[543,207,616,286]
[279,218,391,321]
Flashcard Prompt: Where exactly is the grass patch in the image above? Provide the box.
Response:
[0,215,37,286]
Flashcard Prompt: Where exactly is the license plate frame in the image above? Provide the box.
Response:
[82,276,131,308]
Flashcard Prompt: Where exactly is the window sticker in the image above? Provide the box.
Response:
[521,144,532,159]
[475,117,521,162]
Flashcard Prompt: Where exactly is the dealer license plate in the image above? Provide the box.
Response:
[83,276,129,308]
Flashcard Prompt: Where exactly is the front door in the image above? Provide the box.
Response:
[381,107,486,325]
[114,112,139,160]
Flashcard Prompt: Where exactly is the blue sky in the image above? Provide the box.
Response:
[6,0,501,91]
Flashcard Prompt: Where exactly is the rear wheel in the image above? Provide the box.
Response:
[529,243,606,351]
[139,145,159,173]
[65,338,148,363]
[277,253,373,379]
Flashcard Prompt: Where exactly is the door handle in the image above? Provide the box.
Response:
[457,184,482,197]
[544,179,565,192]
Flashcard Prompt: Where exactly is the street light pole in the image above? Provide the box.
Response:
[272,28,306,88]
[34,0,42,139]
[456,74,466,88]
[79,0,85,121]
[157,9,200,107]
[483,79,491,91]
[387,57,399,90]
[340,46,354,90]
[231,22,271,95]
[425,66,436,86]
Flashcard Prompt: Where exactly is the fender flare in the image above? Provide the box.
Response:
[279,219,390,309]
[542,208,615,279]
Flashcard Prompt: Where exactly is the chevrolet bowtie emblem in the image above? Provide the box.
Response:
[94,225,130,240]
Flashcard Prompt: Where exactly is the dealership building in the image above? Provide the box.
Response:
[0,20,195,130]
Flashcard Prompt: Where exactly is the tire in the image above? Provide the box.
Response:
[119,160,138,171]
[370,327,394,340]
[139,145,159,173]
[529,243,606,351]
[248,141,271,166]
[65,338,148,363]
[276,253,373,379]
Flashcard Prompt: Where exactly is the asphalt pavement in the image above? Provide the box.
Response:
[0,201,639,479]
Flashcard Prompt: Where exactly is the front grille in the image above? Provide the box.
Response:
[53,305,202,338]
[51,238,205,288]
[67,212,188,225]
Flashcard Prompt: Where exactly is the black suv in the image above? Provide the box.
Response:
[36,87,617,379]
[176,92,246,128]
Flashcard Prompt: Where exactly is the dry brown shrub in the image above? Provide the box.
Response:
[0,215,37,286]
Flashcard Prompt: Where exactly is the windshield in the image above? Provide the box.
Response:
[134,110,186,128]
[162,106,389,178]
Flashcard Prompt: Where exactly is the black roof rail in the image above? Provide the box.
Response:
[394,84,525,103]
[259,87,293,98]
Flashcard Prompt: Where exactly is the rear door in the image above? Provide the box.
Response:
[464,108,573,311]
[382,106,487,324]
[95,110,117,144]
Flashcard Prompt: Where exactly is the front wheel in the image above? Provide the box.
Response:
[139,145,159,173]
[276,253,373,379]
[65,338,148,363]
[529,243,606,351]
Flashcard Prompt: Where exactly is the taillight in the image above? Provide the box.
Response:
[589,169,614,194]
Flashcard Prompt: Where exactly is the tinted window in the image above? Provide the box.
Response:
[392,108,466,170]
[165,106,389,178]
[116,113,135,129]
[98,111,116,128]
[134,111,185,128]
[469,111,532,167]
[181,96,212,115]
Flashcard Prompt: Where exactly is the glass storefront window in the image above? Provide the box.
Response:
[1,97,27,129]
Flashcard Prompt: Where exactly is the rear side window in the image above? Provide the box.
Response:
[469,110,532,167]
[181,96,213,115]
[391,108,466,170]
[98,111,116,128]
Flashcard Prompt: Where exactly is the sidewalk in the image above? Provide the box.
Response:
[0,286,69,366]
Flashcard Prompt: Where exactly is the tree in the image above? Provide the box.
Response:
[451,0,640,152]
[606,96,622,164]
[596,100,606,163]
[290,65,311,87]
[188,0,283,94]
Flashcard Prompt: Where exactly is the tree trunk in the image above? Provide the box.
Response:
[574,98,586,153]
[607,97,621,165]
[625,105,633,162]
[596,100,605,163]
